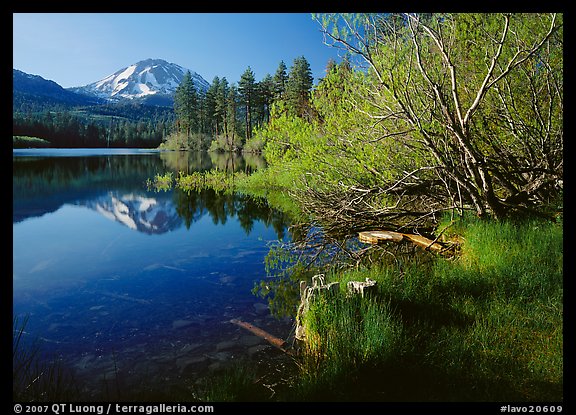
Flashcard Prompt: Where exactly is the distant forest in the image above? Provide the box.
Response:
[12,56,316,149]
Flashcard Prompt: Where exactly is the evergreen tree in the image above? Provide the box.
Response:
[285,56,314,118]
[258,74,275,125]
[205,76,220,135]
[174,71,198,141]
[226,84,239,150]
[273,60,289,100]
[196,89,207,135]
[238,67,257,141]
[216,77,229,139]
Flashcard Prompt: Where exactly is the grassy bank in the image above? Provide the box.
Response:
[13,135,51,148]
[288,215,563,401]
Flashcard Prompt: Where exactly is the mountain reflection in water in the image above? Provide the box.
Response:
[12,149,295,397]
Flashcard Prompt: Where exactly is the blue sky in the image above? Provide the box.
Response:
[13,13,344,88]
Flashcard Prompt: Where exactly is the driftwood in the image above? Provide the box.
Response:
[358,230,446,253]
[230,318,293,355]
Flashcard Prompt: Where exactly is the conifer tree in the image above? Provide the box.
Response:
[205,76,220,135]
[285,56,314,118]
[258,74,275,124]
[174,71,198,141]
[216,77,229,138]
[273,60,289,100]
[238,67,257,141]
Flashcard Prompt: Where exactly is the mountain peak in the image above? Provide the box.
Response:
[71,59,209,103]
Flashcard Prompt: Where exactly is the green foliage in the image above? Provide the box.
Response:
[267,13,563,222]
[13,135,51,148]
[208,134,243,153]
[146,172,173,192]
[159,132,212,151]
[272,60,289,100]
[13,105,172,148]
[242,135,265,153]
[284,56,314,118]
[238,67,257,141]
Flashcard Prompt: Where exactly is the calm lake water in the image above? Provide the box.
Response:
[13,149,294,397]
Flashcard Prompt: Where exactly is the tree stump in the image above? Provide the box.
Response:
[295,275,379,342]
[347,278,377,298]
[295,274,339,341]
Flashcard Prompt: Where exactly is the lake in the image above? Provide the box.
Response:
[13,149,295,398]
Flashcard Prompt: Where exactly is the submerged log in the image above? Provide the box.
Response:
[230,318,293,355]
[359,230,446,253]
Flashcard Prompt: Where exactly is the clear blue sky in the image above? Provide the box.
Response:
[13,13,344,88]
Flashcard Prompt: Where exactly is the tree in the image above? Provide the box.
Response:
[285,56,314,118]
[238,67,257,141]
[174,71,198,143]
[257,74,275,125]
[216,77,229,138]
[273,60,289,100]
[226,84,240,150]
[313,13,563,220]
[205,76,220,135]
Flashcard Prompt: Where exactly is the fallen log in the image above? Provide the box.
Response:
[358,230,446,253]
[402,234,445,253]
[230,318,294,355]
[358,230,404,244]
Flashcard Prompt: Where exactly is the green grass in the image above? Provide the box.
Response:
[13,135,51,148]
[286,215,563,401]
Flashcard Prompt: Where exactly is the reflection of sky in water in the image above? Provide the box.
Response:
[13,202,278,297]
[13,151,293,392]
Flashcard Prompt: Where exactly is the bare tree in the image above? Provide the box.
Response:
[313,13,563,220]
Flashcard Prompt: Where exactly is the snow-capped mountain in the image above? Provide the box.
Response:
[70,58,210,103]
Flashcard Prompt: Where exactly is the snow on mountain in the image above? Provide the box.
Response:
[70,58,210,102]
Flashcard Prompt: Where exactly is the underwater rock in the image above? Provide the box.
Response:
[172,319,193,329]
[253,302,269,315]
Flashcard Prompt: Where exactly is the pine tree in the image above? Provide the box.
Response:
[216,77,229,139]
[226,84,239,150]
[238,67,257,141]
[285,56,314,118]
[258,74,275,125]
[205,76,220,136]
[273,60,289,100]
[174,71,198,142]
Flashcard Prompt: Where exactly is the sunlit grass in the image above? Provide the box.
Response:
[288,216,563,401]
